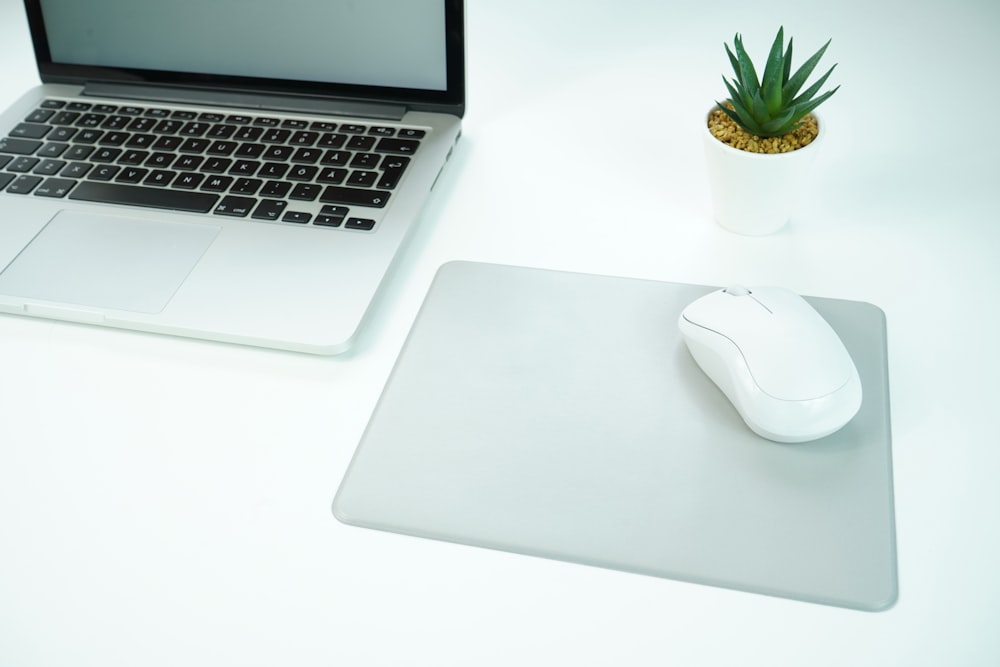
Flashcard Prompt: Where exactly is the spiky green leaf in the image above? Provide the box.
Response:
[760,27,786,115]
[782,38,832,102]
[732,33,761,102]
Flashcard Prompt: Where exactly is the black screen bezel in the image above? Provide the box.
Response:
[22,0,465,116]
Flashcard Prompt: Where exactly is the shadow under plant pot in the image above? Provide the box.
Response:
[703,107,824,236]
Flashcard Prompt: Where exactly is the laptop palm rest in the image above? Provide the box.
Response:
[0,210,220,314]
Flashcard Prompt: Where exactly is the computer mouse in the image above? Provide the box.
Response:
[678,285,862,443]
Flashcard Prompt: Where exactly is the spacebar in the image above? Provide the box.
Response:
[68,182,220,213]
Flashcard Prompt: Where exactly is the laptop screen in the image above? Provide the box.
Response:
[25,0,464,111]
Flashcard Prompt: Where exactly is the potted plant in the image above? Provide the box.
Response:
[703,27,839,235]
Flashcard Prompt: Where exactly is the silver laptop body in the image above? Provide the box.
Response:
[0,0,465,354]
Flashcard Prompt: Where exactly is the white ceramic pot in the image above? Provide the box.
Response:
[702,108,823,235]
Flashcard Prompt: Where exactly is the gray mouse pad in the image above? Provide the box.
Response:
[334,261,897,611]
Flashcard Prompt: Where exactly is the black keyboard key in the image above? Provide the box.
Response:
[51,111,81,125]
[153,119,183,134]
[346,170,377,187]
[260,181,292,198]
[314,214,344,228]
[69,181,219,212]
[317,168,347,184]
[288,165,317,181]
[259,162,289,179]
[0,173,16,191]
[291,147,321,164]
[77,113,107,128]
[202,175,233,192]
[320,185,390,208]
[126,134,157,149]
[144,170,176,187]
[231,178,262,195]
[207,140,238,156]
[290,131,318,146]
[289,183,321,201]
[345,217,376,231]
[75,129,103,143]
[251,198,287,221]
[64,145,95,160]
[119,150,150,165]
[234,143,265,159]
[101,115,132,130]
[152,136,183,151]
[179,138,210,153]
[261,128,291,143]
[61,162,93,178]
[174,155,204,171]
[38,142,70,158]
[33,159,67,176]
[378,156,410,189]
[40,100,66,109]
[202,158,232,174]
[0,154,10,169]
[180,121,210,136]
[261,145,294,161]
[174,172,205,189]
[6,175,44,194]
[66,102,92,111]
[320,150,349,167]
[11,122,51,139]
[282,211,311,223]
[398,128,426,139]
[375,137,420,155]
[49,126,78,142]
[8,157,39,173]
[92,147,122,163]
[317,133,347,149]
[346,135,376,151]
[33,177,76,198]
[98,132,129,146]
[229,160,261,176]
[207,124,237,139]
[145,152,175,168]
[214,195,256,217]
[368,126,396,137]
[127,117,158,132]
[0,137,43,155]
[350,152,380,169]
[89,165,120,181]
[115,167,148,184]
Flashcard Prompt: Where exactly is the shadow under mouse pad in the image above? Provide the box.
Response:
[334,261,897,611]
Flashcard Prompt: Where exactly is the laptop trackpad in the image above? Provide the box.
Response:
[0,210,220,314]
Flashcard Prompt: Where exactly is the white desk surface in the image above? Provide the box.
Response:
[1,1,998,665]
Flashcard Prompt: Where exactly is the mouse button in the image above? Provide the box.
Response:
[742,320,854,400]
[681,289,769,334]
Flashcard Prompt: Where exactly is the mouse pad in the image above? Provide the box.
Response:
[334,261,897,611]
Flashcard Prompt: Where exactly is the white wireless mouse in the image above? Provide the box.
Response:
[678,285,862,443]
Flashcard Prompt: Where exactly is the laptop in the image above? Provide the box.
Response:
[0,0,464,354]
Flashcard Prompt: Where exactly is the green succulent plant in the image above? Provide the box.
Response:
[717,27,839,138]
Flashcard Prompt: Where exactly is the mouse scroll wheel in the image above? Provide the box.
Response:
[724,285,751,297]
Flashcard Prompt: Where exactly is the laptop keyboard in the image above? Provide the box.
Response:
[0,99,425,231]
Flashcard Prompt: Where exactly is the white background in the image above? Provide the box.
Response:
[2,0,999,665]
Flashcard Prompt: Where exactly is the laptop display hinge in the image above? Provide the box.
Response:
[83,83,408,121]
